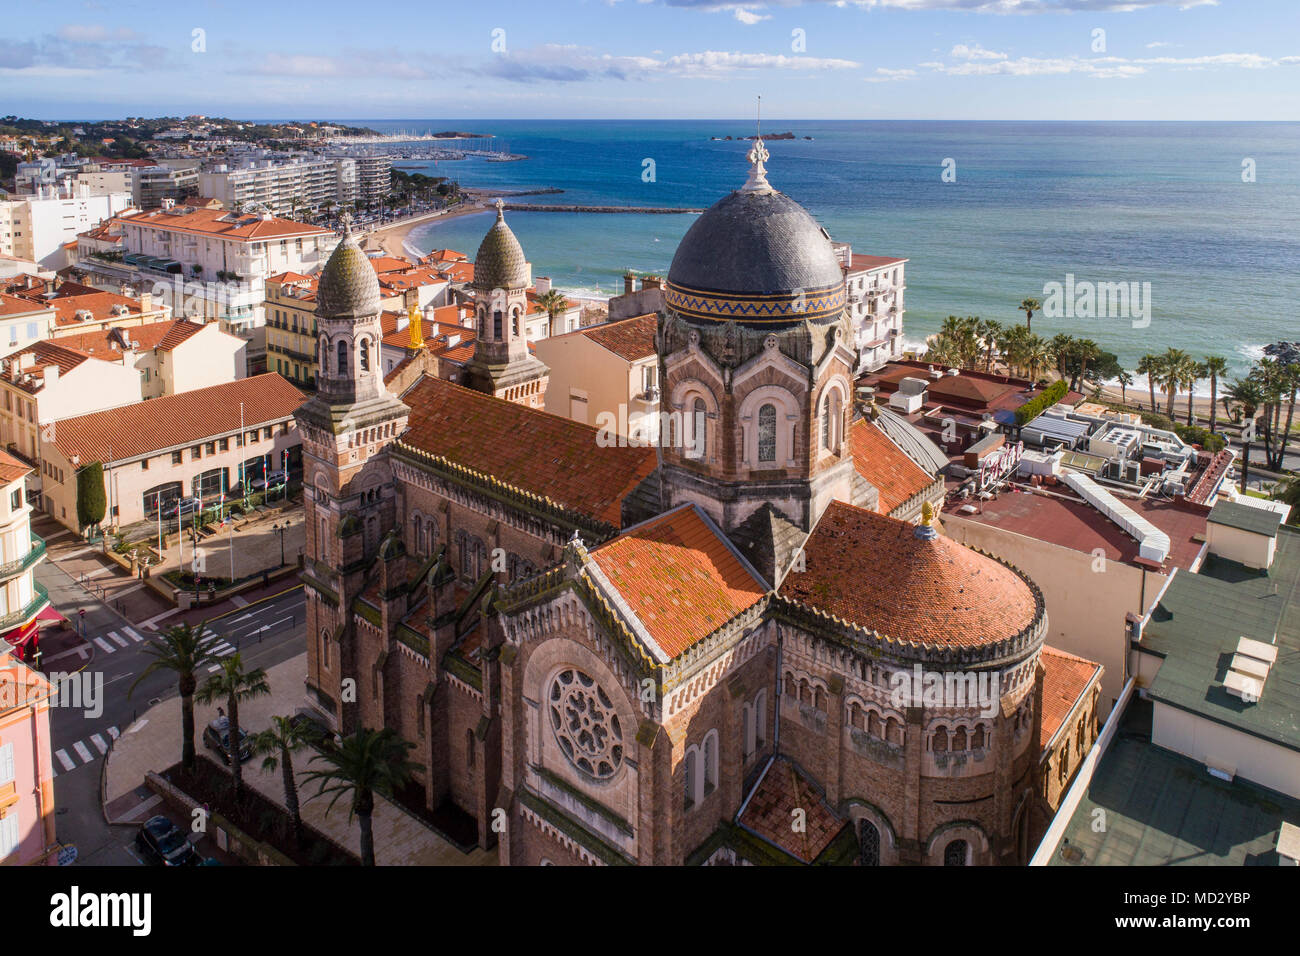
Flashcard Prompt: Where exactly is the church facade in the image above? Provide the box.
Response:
[297,147,1101,866]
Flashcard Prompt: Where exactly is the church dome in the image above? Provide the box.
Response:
[317,222,379,318]
[666,142,846,325]
[473,202,530,291]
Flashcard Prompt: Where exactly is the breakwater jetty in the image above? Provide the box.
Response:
[501,203,703,214]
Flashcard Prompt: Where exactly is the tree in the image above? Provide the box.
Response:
[302,727,418,866]
[1183,361,1203,427]
[1025,334,1052,383]
[129,622,223,773]
[1117,369,1133,404]
[76,462,106,534]
[1202,356,1229,434]
[252,715,317,847]
[1224,377,1263,493]
[1019,297,1041,332]
[979,319,1002,372]
[1050,333,1075,381]
[1064,339,1101,392]
[1160,348,1192,420]
[531,289,570,336]
[1137,354,1161,412]
[196,653,270,800]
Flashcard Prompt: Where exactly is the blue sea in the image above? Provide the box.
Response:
[348,119,1300,381]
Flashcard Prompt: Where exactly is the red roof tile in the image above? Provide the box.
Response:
[0,449,32,485]
[846,253,907,273]
[12,281,152,327]
[849,418,935,514]
[2,340,93,391]
[1039,645,1102,751]
[580,313,658,361]
[49,373,303,464]
[591,504,766,658]
[51,319,204,356]
[779,500,1038,648]
[120,206,331,242]
[736,757,844,863]
[400,377,657,527]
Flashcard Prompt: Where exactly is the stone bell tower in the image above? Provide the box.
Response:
[297,214,411,730]
[462,200,549,408]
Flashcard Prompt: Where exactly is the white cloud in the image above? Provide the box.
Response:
[924,50,1288,79]
[667,0,1222,12]
[55,24,143,44]
[865,67,916,82]
[487,45,859,82]
[733,7,772,22]
[951,43,1006,60]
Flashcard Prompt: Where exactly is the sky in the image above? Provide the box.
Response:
[2,0,1297,121]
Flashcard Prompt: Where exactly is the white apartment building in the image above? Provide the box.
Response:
[0,185,134,269]
[199,155,377,216]
[833,242,907,374]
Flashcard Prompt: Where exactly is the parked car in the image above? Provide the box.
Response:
[252,470,287,492]
[136,815,202,866]
[161,497,202,519]
[203,716,254,764]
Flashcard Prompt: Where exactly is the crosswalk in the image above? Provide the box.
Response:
[53,726,119,776]
[89,627,147,656]
[206,639,239,672]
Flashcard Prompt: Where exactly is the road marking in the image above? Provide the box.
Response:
[43,528,73,542]
[127,719,148,733]
[108,631,128,647]
[107,726,120,739]
[211,642,235,656]
[59,545,96,560]
[93,637,115,654]
[82,565,115,580]
[55,749,75,771]
[124,627,144,642]
[114,582,146,598]
[231,595,249,607]
[73,741,93,764]
[141,607,181,630]
[90,734,108,754]
[207,665,222,673]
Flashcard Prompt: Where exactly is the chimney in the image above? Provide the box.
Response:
[139,292,152,313]
[43,365,58,385]
[535,276,551,295]
[18,352,35,371]
[624,273,636,296]
[643,276,662,291]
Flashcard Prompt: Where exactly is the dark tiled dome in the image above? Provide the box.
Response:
[666,188,846,325]
[317,227,379,318]
[473,204,529,291]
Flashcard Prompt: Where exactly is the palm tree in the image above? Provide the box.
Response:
[1183,361,1204,427]
[301,727,418,866]
[1137,353,1161,412]
[1117,369,1134,405]
[1070,339,1101,392]
[1000,324,1032,377]
[196,653,270,800]
[531,289,569,336]
[1225,377,1263,492]
[1050,333,1074,382]
[1202,356,1229,433]
[129,622,222,773]
[1019,297,1041,332]
[1160,348,1192,420]
[1025,334,1052,383]
[252,715,317,847]
[978,319,1002,372]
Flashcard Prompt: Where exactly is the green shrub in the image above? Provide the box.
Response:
[1015,380,1070,426]
[76,462,106,532]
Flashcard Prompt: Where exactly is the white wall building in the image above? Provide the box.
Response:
[0,185,134,268]
[834,243,907,374]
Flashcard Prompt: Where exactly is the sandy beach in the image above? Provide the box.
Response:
[364,201,488,259]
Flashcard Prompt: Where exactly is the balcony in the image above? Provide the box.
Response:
[633,384,661,406]
[0,581,49,633]
[0,536,46,583]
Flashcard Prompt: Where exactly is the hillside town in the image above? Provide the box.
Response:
[0,113,1296,883]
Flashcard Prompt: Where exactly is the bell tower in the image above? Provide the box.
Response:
[297,214,411,731]
[462,201,549,408]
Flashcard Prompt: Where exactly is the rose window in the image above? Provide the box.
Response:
[548,668,624,780]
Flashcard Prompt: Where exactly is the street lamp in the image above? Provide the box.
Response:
[272,522,286,567]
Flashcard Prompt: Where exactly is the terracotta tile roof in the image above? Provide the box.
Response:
[48,373,303,465]
[3,340,93,392]
[380,316,475,352]
[266,271,312,284]
[400,377,657,527]
[779,500,1038,648]
[590,504,766,658]
[849,418,935,514]
[12,282,151,327]
[736,757,845,863]
[580,313,658,361]
[525,288,576,310]
[120,206,331,242]
[366,255,412,275]
[846,253,907,274]
[51,319,203,357]
[425,248,467,263]
[440,261,474,284]
[0,449,32,485]
[0,292,50,318]
[927,375,1015,407]
[1039,645,1102,751]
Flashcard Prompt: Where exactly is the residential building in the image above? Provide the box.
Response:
[3,278,169,342]
[133,165,200,209]
[0,294,55,358]
[0,185,134,268]
[200,157,343,217]
[833,243,907,373]
[0,634,57,866]
[0,451,49,662]
[40,373,304,531]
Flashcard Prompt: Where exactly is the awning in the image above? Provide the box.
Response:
[36,606,67,624]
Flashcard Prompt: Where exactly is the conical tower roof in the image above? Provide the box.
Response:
[473,200,529,291]
[317,217,380,318]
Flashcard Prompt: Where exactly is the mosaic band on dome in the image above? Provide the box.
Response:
[664,279,847,324]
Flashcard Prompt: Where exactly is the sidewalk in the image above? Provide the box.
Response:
[104,652,494,866]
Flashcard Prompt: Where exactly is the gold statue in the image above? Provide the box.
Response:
[408,302,423,349]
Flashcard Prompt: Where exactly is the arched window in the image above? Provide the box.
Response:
[684,749,697,810]
[359,338,370,371]
[859,819,880,867]
[320,629,330,669]
[757,403,777,462]
[511,308,520,337]
[944,839,969,866]
[953,727,968,751]
[493,310,503,339]
[466,728,475,769]
[702,730,718,796]
[972,726,986,749]
[413,515,423,555]
[822,389,843,453]
[933,728,949,752]
[754,689,767,747]
[337,339,348,376]
[689,397,708,460]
